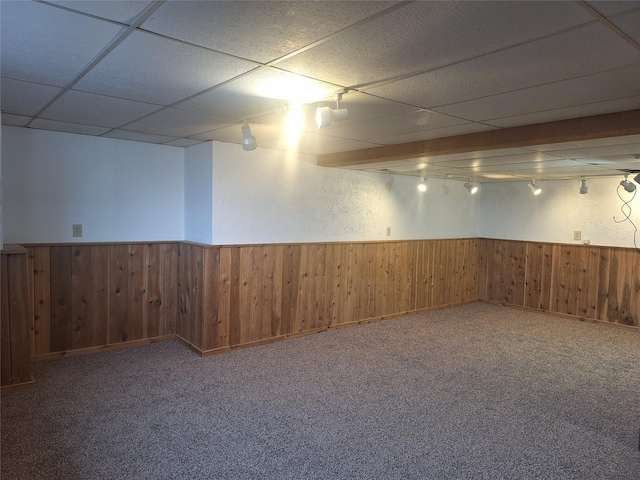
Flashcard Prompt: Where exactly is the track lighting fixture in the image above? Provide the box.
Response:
[528,180,542,195]
[316,92,348,128]
[634,173,640,185]
[579,177,589,195]
[464,181,478,194]
[620,175,636,193]
[241,121,257,151]
[417,176,428,192]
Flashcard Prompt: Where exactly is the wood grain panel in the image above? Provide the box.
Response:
[91,246,110,346]
[1,247,32,388]
[10,239,636,362]
[50,246,72,352]
[71,245,93,349]
[30,247,51,356]
[480,239,638,327]
[163,244,178,336]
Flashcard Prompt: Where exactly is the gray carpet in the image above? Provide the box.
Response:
[2,303,639,479]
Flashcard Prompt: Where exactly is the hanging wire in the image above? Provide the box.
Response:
[613,184,639,251]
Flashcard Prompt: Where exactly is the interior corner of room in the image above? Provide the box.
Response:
[1,0,640,476]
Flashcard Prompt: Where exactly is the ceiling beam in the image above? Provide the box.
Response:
[317,109,640,168]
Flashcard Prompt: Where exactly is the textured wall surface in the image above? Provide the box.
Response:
[478,177,640,249]
[211,142,479,244]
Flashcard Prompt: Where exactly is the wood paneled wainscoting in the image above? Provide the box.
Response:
[478,239,640,328]
[10,238,638,361]
[18,239,478,358]
[26,243,178,359]
[177,239,479,355]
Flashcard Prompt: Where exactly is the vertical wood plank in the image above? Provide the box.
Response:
[163,243,178,336]
[202,247,219,351]
[1,255,12,385]
[262,245,276,338]
[145,243,163,339]
[71,245,93,349]
[362,243,376,319]
[110,245,129,344]
[127,244,144,342]
[3,252,32,384]
[50,246,72,352]
[217,247,232,349]
[91,246,109,346]
[31,247,51,355]
[272,245,284,336]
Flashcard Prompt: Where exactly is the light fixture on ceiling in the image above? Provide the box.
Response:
[316,91,348,128]
[464,180,478,194]
[620,174,637,193]
[241,121,257,151]
[417,175,428,192]
[528,180,542,195]
[634,173,640,184]
[579,177,589,195]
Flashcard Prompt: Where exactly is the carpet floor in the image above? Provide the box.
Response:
[2,302,639,479]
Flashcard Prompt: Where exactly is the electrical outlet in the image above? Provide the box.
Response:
[573,230,581,241]
[73,224,83,238]
[386,227,391,237]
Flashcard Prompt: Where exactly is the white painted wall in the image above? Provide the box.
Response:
[1,127,184,243]
[211,141,479,244]
[478,177,640,248]
[184,142,213,244]
[3,127,638,249]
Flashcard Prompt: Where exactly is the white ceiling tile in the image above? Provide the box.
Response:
[434,64,640,122]
[165,139,205,148]
[258,130,374,155]
[609,9,640,43]
[313,140,385,156]
[49,1,154,24]
[29,119,111,136]
[1,78,62,116]
[123,108,235,137]
[586,1,640,16]
[0,1,124,86]
[102,130,177,144]
[430,152,560,168]
[367,23,640,109]
[476,159,583,173]
[75,31,259,105]
[370,123,497,146]
[335,110,465,142]
[276,1,594,87]
[485,96,640,128]
[540,143,640,159]
[176,67,339,118]
[374,163,452,174]
[420,148,535,164]
[41,90,162,128]
[189,123,283,144]
[574,155,640,167]
[526,135,640,153]
[2,0,636,180]
[2,114,31,127]
[142,1,397,64]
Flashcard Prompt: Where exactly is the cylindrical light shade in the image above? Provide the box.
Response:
[579,178,588,194]
[316,107,348,128]
[620,176,637,193]
[528,182,542,195]
[241,124,257,151]
[464,182,478,194]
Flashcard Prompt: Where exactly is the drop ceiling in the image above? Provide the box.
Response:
[1,0,639,182]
